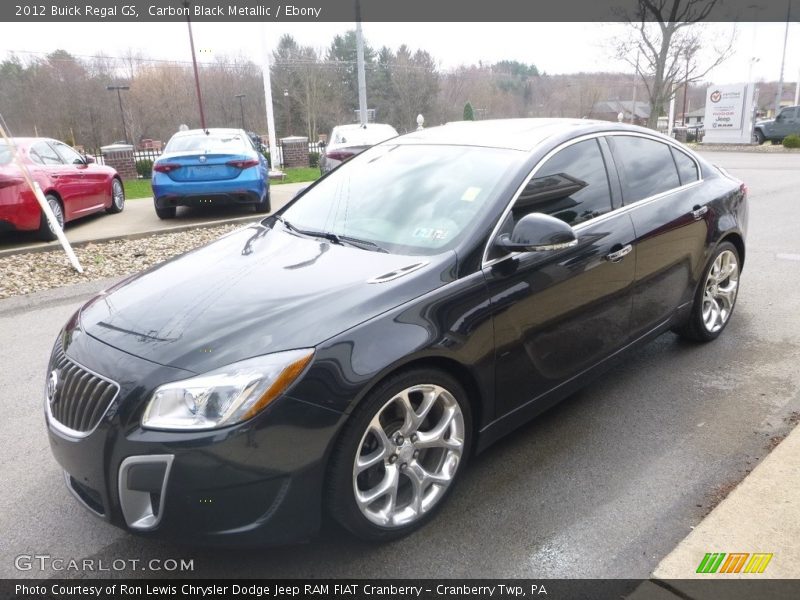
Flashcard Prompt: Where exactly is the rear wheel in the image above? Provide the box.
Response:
[106,178,125,214]
[154,200,176,220]
[327,368,471,541]
[254,191,271,213]
[38,194,64,241]
[674,242,740,342]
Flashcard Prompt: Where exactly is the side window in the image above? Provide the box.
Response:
[52,142,84,165]
[670,147,699,186]
[513,139,613,227]
[608,136,681,204]
[31,142,64,166]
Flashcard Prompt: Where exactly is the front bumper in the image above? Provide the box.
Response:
[45,324,344,546]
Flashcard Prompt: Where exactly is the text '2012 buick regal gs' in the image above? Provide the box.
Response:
[45,119,747,545]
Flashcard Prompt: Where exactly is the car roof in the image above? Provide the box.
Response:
[332,123,396,132]
[4,137,55,146]
[393,118,667,151]
[171,128,245,137]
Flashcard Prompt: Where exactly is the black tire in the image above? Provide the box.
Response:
[754,129,765,145]
[106,178,125,214]
[326,368,472,542]
[38,194,64,241]
[154,201,176,220]
[254,191,271,214]
[674,241,741,343]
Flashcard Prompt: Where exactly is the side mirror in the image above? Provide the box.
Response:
[495,213,578,253]
[84,155,96,164]
[319,140,327,148]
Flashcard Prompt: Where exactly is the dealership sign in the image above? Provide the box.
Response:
[703,83,756,144]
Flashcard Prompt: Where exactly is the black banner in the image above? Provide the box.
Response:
[0,0,795,23]
[5,580,800,600]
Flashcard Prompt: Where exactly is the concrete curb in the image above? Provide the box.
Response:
[627,422,800,598]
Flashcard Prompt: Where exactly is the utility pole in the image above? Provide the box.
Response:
[106,85,130,143]
[183,1,206,130]
[682,51,690,126]
[630,51,639,124]
[774,0,792,116]
[355,0,368,126]
[235,94,246,130]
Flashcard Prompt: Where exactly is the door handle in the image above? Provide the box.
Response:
[692,205,708,219]
[50,174,60,179]
[605,244,632,263]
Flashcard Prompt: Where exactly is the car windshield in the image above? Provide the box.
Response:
[280,143,525,255]
[165,133,247,153]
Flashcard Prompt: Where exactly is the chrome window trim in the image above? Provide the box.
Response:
[44,351,121,439]
[481,130,704,269]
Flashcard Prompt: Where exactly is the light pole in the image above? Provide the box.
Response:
[235,94,246,130]
[106,85,130,144]
[681,51,690,126]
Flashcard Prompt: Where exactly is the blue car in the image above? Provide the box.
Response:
[152,128,269,219]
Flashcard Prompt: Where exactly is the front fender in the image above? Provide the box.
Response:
[289,270,496,430]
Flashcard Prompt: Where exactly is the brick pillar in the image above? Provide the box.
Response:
[280,136,309,168]
[101,144,137,180]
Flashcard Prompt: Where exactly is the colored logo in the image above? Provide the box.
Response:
[710,90,722,103]
[696,552,773,574]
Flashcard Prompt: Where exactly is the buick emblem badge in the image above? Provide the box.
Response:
[199,155,207,163]
[47,370,59,403]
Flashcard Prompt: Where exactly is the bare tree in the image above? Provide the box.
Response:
[615,0,735,128]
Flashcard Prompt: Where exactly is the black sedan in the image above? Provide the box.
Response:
[44,119,747,545]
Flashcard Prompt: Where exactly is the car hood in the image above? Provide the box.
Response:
[80,224,456,374]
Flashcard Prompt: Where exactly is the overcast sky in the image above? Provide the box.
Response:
[1,21,797,87]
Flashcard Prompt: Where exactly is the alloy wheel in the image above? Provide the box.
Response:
[702,249,739,333]
[112,179,125,210]
[352,384,465,528]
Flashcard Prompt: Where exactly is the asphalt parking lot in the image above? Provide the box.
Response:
[1,151,798,579]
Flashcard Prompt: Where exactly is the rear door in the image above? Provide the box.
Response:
[484,137,637,417]
[606,134,707,337]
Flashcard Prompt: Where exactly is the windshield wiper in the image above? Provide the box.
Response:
[273,215,388,253]
[336,235,389,253]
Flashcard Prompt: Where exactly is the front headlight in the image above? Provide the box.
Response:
[141,349,313,431]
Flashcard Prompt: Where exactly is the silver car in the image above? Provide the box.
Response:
[320,123,398,174]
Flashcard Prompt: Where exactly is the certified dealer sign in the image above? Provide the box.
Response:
[703,83,756,144]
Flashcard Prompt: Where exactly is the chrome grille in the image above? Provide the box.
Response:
[47,338,119,436]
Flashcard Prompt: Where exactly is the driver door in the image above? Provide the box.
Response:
[483,137,637,418]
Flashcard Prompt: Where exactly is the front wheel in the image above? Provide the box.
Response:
[674,241,740,342]
[753,129,765,145]
[327,369,472,541]
[106,178,125,214]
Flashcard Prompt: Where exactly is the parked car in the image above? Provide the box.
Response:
[151,128,269,219]
[0,137,124,241]
[753,105,800,144]
[45,119,746,545]
[319,123,398,174]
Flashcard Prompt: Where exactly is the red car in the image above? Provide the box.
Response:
[0,137,125,240]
